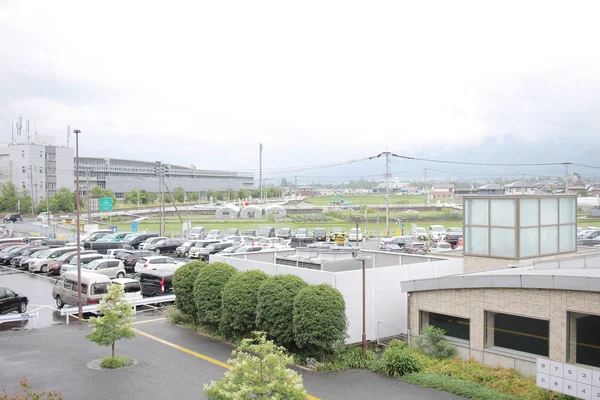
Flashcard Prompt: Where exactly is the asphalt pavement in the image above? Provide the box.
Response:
[0,317,464,400]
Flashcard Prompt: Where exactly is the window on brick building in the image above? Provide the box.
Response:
[421,311,470,341]
[485,312,549,356]
[568,312,600,368]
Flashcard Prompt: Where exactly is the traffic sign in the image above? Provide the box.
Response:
[99,197,113,211]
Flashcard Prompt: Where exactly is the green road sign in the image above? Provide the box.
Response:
[99,197,113,211]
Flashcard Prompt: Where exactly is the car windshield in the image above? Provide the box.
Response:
[297,229,307,234]
[190,228,203,233]
[234,247,248,253]
[83,259,103,269]
[34,249,53,258]
[123,234,139,241]
[221,246,240,253]
[91,282,110,295]
[8,246,25,253]
[416,228,426,233]
[258,228,272,235]
[332,228,343,233]
[208,230,219,235]
[314,229,325,234]
[56,251,76,261]
[101,233,117,240]
[431,226,445,232]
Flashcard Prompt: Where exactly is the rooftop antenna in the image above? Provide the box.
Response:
[26,120,30,144]
[67,126,71,147]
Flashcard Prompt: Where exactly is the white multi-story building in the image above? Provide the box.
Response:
[0,134,74,209]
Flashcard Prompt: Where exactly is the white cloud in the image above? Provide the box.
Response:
[0,0,599,172]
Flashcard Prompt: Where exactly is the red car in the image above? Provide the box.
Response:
[47,250,98,275]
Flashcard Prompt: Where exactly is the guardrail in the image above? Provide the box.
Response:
[0,311,39,328]
[61,294,176,324]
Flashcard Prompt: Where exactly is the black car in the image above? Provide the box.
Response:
[116,250,155,272]
[147,239,184,255]
[12,247,50,269]
[241,229,258,236]
[122,233,159,249]
[0,287,28,314]
[0,245,28,265]
[3,213,22,223]
[198,242,233,261]
[133,270,174,297]
[313,228,327,241]
[258,227,276,237]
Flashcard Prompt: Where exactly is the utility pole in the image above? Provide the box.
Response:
[45,158,49,222]
[29,166,35,214]
[73,129,82,323]
[259,143,263,203]
[155,161,165,236]
[565,163,570,194]
[424,168,428,206]
[85,168,91,223]
[384,152,390,235]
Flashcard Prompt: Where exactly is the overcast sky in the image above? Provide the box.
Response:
[1,1,599,182]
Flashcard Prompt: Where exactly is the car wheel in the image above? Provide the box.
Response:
[155,248,161,254]
[41,265,48,273]
[56,296,64,309]
[19,301,27,313]
[117,272,124,278]
[184,251,189,258]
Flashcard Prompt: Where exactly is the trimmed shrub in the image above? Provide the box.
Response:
[334,346,377,370]
[172,261,208,322]
[293,284,347,359]
[99,355,133,369]
[194,262,238,327]
[256,274,308,348]
[220,269,269,336]
[415,325,457,359]
[378,347,421,378]
[402,373,520,400]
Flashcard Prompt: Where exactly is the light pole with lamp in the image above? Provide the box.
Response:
[74,129,82,323]
[354,217,366,357]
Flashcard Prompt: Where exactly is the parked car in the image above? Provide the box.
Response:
[258,227,276,237]
[233,246,263,254]
[402,241,429,254]
[53,271,112,308]
[139,236,168,250]
[188,240,221,259]
[13,247,50,269]
[429,225,447,241]
[313,228,327,241]
[95,232,135,242]
[3,213,22,223]
[277,228,292,239]
[188,226,206,240]
[197,242,234,261]
[380,236,416,249]
[48,249,98,275]
[206,229,221,239]
[82,258,127,279]
[81,231,111,247]
[413,227,428,241]
[241,228,258,236]
[348,228,363,242]
[0,287,28,314]
[28,246,81,273]
[444,232,464,248]
[116,250,155,273]
[447,227,462,233]
[59,253,105,275]
[258,237,290,250]
[294,228,309,238]
[111,278,143,301]
[329,227,345,241]
[37,212,53,223]
[133,270,174,297]
[122,233,159,249]
[0,245,30,265]
[175,240,203,258]
[380,243,404,253]
[430,242,453,253]
[217,245,243,255]
[225,228,240,236]
[134,256,181,273]
[147,239,184,255]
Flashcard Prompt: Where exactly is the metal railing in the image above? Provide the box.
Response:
[0,311,39,327]
[376,321,409,347]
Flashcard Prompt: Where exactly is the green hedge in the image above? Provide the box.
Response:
[172,261,207,322]
[293,284,347,358]
[256,275,308,348]
[402,373,520,400]
[220,270,269,337]
[194,262,238,327]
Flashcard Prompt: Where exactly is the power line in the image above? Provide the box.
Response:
[390,153,571,167]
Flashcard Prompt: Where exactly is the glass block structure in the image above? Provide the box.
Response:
[463,195,577,259]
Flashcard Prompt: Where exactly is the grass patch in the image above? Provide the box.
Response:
[306,194,427,206]
[99,355,133,369]
[402,373,520,400]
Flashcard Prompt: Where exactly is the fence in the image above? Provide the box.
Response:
[0,311,39,328]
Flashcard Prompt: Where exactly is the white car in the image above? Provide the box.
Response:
[111,278,143,301]
[430,242,453,253]
[82,258,127,279]
[257,237,290,250]
[60,254,106,275]
[134,256,182,272]
[37,211,53,223]
[139,236,168,250]
[28,246,81,273]
[429,225,447,241]
[206,229,221,239]
[348,228,363,242]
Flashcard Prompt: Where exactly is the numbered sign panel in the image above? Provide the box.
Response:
[536,358,600,400]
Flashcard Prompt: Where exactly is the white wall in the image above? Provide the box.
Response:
[211,253,464,343]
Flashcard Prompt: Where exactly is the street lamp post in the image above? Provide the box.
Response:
[360,256,367,358]
[74,129,82,323]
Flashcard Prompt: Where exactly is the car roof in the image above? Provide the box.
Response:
[141,256,175,261]
[139,269,174,277]
[111,278,139,285]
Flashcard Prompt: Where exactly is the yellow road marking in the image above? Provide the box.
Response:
[133,317,167,325]
[132,327,322,400]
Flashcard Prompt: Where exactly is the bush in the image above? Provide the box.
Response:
[0,378,62,400]
[172,261,207,322]
[256,275,308,348]
[388,339,408,349]
[293,284,347,359]
[99,355,134,369]
[333,346,377,370]
[378,346,421,378]
[165,305,188,325]
[415,325,457,359]
[194,262,238,327]
[220,269,269,336]
[402,373,520,400]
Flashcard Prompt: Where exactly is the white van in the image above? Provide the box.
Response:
[37,212,54,223]
[111,278,143,301]
[349,228,363,242]
[52,271,112,308]
[188,226,206,240]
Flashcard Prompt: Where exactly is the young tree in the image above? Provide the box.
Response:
[172,186,185,202]
[86,284,135,358]
[187,191,199,202]
[204,332,307,400]
[124,189,139,204]
[238,188,248,200]
[90,186,104,198]
[0,182,19,211]
[53,187,75,212]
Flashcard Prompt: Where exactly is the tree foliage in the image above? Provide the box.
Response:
[172,186,185,202]
[256,275,308,348]
[172,261,207,323]
[204,332,307,400]
[0,182,19,212]
[220,269,269,336]
[193,262,238,327]
[90,186,116,203]
[86,284,135,358]
[293,284,347,358]
[415,325,457,359]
